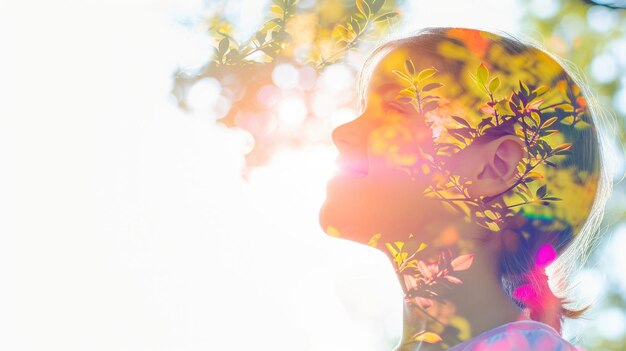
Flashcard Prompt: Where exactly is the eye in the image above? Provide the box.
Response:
[384,102,409,115]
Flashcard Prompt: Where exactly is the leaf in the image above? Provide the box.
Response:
[418,260,432,279]
[542,196,562,201]
[374,12,398,22]
[370,0,384,13]
[530,112,541,126]
[488,76,500,92]
[486,221,500,231]
[477,63,489,84]
[519,80,529,96]
[526,171,544,180]
[422,82,443,92]
[422,100,438,114]
[368,233,382,247]
[270,4,284,15]
[451,254,474,271]
[398,88,416,98]
[452,116,471,128]
[405,58,415,76]
[394,241,405,251]
[533,85,550,96]
[515,192,528,202]
[415,242,428,253]
[480,105,496,116]
[417,68,437,82]
[445,275,463,284]
[542,116,557,128]
[553,143,572,152]
[545,160,557,168]
[218,37,230,54]
[536,184,547,199]
[412,332,442,343]
[392,69,412,82]
[527,99,545,111]
[356,0,366,16]
[385,242,398,256]
[478,117,493,130]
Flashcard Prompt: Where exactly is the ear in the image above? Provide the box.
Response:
[462,135,525,198]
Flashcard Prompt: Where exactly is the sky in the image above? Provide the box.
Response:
[1,0,624,350]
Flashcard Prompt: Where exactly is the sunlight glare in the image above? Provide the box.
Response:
[186,77,222,118]
[317,64,353,94]
[277,95,308,126]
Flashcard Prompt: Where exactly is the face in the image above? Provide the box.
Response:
[319,46,466,247]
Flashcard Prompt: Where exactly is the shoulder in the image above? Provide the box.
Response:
[448,320,581,351]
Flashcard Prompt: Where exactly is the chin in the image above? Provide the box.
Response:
[319,196,359,242]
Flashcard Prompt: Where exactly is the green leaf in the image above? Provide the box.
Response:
[356,0,371,18]
[374,12,398,22]
[370,0,384,14]
[488,77,500,92]
[218,37,230,54]
[417,67,437,82]
[356,0,365,16]
[477,63,489,85]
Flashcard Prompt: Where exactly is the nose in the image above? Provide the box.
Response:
[331,116,368,152]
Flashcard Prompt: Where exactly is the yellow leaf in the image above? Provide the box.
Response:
[270,4,283,15]
[417,68,437,82]
[542,116,557,128]
[488,76,500,92]
[394,241,404,251]
[412,332,442,343]
[533,85,550,96]
[326,226,341,237]
[416,242,428,252]
[368,233,382,247]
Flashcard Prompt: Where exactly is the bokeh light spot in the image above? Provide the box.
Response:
[272,63,300,90]
[590,53,618,83]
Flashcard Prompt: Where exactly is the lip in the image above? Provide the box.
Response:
[334,155,369,177]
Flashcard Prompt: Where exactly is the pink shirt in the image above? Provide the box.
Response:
[447,320,581,351]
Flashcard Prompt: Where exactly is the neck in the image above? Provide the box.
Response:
[388,237,526,351]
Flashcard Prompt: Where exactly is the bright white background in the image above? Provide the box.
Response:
[1,0,624,350]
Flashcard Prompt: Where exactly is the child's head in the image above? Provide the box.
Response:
[319,27,613,329]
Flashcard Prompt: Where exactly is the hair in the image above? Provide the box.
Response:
[355,26,616,334]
